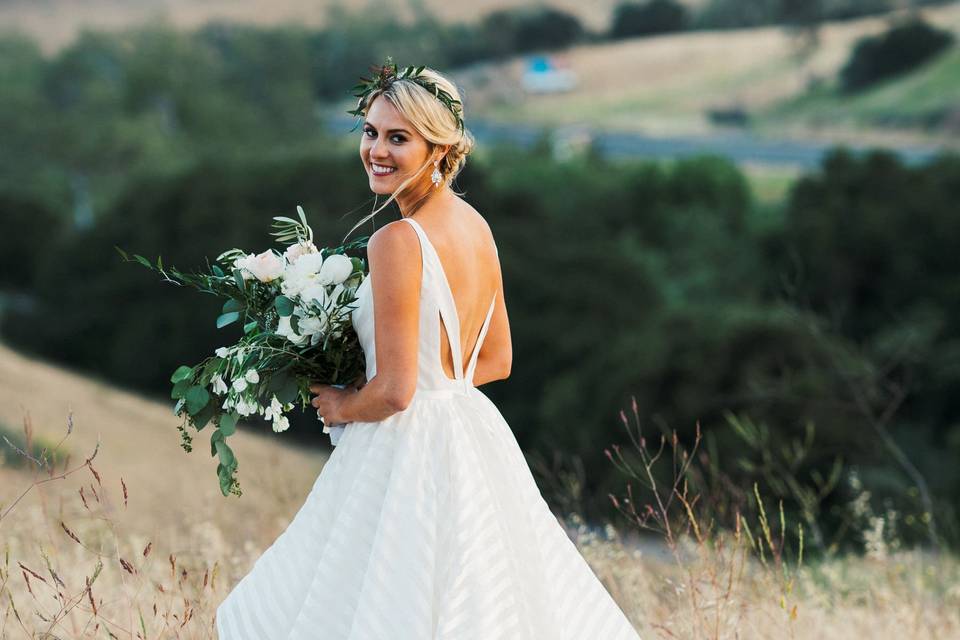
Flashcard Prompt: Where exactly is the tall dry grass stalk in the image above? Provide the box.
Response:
[2,405,958,639]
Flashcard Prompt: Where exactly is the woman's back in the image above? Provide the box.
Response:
[404,202,508,383]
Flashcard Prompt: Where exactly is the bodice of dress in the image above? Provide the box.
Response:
[350,216,498,400]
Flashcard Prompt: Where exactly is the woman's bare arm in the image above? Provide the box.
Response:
[335,221,422,422]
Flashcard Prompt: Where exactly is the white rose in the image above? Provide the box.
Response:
[300,283,329,307]
[244,250,284,283]
[317,253,353,286]
[294,252,325,275]
[284,241,318,265]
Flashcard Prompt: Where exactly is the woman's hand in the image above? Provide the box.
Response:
[309,383,356,426]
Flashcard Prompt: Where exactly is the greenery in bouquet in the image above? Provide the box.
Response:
[116,206,369,496]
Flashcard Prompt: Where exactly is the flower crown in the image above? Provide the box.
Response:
[347,56,465,135]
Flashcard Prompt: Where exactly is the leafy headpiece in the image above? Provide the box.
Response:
[347,56,464,134]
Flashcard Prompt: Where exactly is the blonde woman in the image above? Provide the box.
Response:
[216,60,642,639]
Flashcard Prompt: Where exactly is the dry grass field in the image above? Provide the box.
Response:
[2,339,959,638]
[456,3,960,147]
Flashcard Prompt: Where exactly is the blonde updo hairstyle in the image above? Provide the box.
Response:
[346,67,475,238]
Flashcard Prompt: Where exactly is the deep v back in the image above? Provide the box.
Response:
[350,216,498,397]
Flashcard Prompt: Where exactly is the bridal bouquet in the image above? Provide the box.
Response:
[116,206,368,497]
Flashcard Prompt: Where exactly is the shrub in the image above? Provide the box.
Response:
[840,17,955,93]
[610,0,690,39]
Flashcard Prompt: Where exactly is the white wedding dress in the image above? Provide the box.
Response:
[216,216,641,639]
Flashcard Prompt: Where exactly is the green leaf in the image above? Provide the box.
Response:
[170,365,193,384]
[212,264,225,278]
[233,269,246,292]
[215,439,235,467]
[219,412,238,437]
[244,320,258,334]
[216,311,241,329]
[211,429,224,457]
[192,401,217,432]
[114,245,129,261]
[222,298,244,314]
[185,385,210,415]
[275,296,294,317]
[170,378,191,399]
[290,314,300,334]
[134,254,152,269]
[218,466,233,496]
[276,377,300,404]
[157,255,163,271]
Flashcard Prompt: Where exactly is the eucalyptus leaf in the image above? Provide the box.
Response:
[275,296,294,317]
[218,466,232,496]
[170,365,193,384]
[216,311,241,328]
[222,298,244,313]
[219,412,238,437]
[215,439,236,467]
[210,429,224,457]
[276,378,300,404]
[185,385,210,415]
[192,401,217,431]
[171,378,191,399]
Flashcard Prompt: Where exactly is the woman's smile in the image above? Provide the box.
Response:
[371,162,397,176]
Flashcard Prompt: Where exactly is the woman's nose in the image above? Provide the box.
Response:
[369,138,389,159]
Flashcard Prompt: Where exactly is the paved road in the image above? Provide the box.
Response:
[327,114,950,170]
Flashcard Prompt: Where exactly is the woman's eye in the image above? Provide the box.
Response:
[363,129,403,143]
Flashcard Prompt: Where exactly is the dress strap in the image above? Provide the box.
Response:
[400,216,465,380]
[464,292,497,386]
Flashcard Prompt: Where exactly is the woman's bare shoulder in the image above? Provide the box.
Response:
[367,218,420,261]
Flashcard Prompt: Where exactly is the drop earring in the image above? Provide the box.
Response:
[431,160,442,188]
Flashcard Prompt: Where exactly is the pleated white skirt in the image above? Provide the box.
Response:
[215,388,641,639]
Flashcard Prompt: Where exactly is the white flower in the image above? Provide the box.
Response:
[272,415,290,433]
[300,283,328,307]
[222,396,234,409]
[276,315,308,345]
[215,346,231,358]
[235,396,264,418]
[263,395,283,421]
[297,315,328,338]
[232,377,248,393]
[236,250,284,283]
[281,253,325,298]
[211,373,229,395]
[244,369,260,384]
[233,253,256,280]
[317,253,353,286]
[284,241,318,265]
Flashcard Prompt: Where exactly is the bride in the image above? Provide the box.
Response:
[215,62,642,640]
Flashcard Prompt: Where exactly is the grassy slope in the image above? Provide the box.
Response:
[457,4,960,147]
[0,339,327,548]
